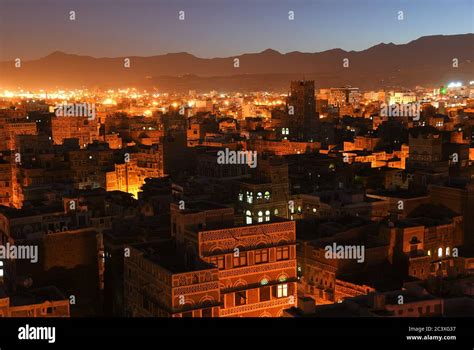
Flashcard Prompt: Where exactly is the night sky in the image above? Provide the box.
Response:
[0,0,473,61]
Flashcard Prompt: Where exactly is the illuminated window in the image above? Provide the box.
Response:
[246,210,252,225]
[0,261,3,277]
[238,193,243,201]
[446,247,450,256]
[247,192,253,204]
[258,211,263,223]
[257,192,263,200]
[438,247,443,258]
[264,191,270,200]
[274,209,279,215]
[265,210,270,222]
[260,278,269,286]
[277,284,288,298]
[427,250,431,256]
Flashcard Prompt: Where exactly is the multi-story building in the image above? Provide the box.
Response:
[238,156,291,224]
[0,286,70,317]
[287,80,317,141]
[126,202,298,317]
[124,240,221,317]
[52,116,99,149]
[1,118,38,151]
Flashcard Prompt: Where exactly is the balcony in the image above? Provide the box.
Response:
[219,259,296,279]
[219,296,294,317]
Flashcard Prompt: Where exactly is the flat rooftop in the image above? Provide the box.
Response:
[8,286,67,307]
[134,240,214,274]
[0,204,64,219]
[177,200,231,214]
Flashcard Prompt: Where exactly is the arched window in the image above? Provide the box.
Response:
[246,210,252,225]
[264,191,270,200]
[257,192,263,200]
[257,211,263,223]
[437,247,443,258]
[446,247,450,256]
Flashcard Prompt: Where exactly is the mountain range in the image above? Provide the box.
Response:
[0,34,473,92]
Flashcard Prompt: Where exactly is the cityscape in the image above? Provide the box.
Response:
[0,0,473,344]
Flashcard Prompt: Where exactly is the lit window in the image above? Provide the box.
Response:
[258,211,263,223]
[0,261,3,277]
[265,210,270,222]
[438,247,443,258]
[247,192,253,204]
[257,192,263,199]
[274,209,279,215]
[264,191,270,200]
[260,278,269,285]
[446,247,450,256]
[277,284,288,298]
[246,211,252,225]
[427,250,431,256]
[238,193,243,201]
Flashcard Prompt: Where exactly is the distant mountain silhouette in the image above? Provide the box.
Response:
[0,34,472,91]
